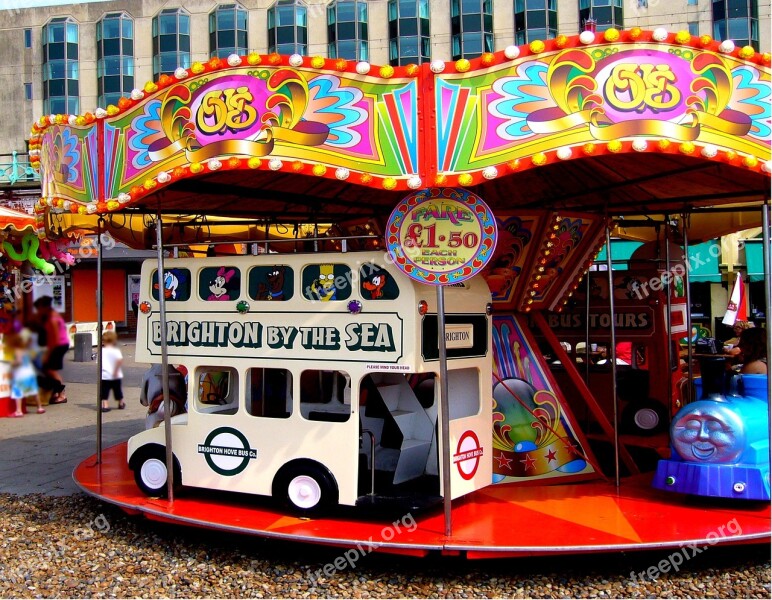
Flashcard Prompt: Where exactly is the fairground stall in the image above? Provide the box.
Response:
[30,27,771,558]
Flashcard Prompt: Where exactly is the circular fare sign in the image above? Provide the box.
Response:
[386,188,497,285]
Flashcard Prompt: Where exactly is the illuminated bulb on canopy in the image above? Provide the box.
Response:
[701,145,718,158]
[355,61,371,74]
[504,45,520,59]
[157,171,171,183]
[482,166,498,179]
[227,54,242,67]
[652,28,669,42]
[632,139,648,152]
[430,60,445,73]
[718,39,736,53]
[407,176,423,189]
[579,30,596,44]
[268,158,283,171]
[68,115,77,126]
[335,167,350,180]
[131,89,144,101]
[174,68,188,79]
[289,54,304,67]
[556,147,572,160]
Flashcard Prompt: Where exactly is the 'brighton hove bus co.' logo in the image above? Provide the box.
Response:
[454,430,484,480]
[198,427,257,476]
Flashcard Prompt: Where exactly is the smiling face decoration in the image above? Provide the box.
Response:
[671,401,745,464]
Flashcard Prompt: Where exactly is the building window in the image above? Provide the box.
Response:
[687,0,698,4]
[578,0,623,32]
[328,0,369,61]
[268,0,308,56]
[24,28,32,48]
[687,21,699,34]
[152,8,191,79]
[42,17,79,115]
[451,0,493,59]
[388,0,431,66]
[514,0,556,46]
[210,3,248,58]
[24,83,32,100]
[97,12,134,108]
[712,0,759,50]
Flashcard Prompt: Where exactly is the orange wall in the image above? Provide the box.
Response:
[72,269,127,322]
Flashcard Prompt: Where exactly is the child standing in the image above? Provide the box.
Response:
[100,331,124,412]
[8,329,44,416]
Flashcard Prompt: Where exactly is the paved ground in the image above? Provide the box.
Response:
[0,337,150,496]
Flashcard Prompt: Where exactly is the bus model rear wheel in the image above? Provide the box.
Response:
[274,462,338,515]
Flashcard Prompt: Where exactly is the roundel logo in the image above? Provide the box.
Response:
[453,430,484,480]
[197,427,257,476]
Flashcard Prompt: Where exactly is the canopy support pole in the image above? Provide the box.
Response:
[664,217,674,413]
[155,213,174,503]
[96,218,104,463]
[762,200,771,473]
[681,214,694,403]
[604,225,620,488]
[437,286,452,537]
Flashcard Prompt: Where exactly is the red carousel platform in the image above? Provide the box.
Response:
[75,443,770,559]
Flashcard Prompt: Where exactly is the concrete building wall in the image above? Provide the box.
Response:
[0,0,768,155]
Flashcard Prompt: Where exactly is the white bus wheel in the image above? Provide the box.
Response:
[132,447,180,497]
[274,462,338,514]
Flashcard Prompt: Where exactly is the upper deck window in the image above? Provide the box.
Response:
[302,264,352,301]
[359,263,399,300]
[151,268,191,301]
[199,265,241,301]
[248,265,294,301]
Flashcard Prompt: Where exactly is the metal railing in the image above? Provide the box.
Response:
[0,152,40,186]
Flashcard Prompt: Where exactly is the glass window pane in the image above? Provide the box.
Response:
[49,79,65,96]
[159,34,177,52]
[338,22,356,39]
[47,43,64,60]
[102,18,120,38]
[727,17,750,38]
[516,0,525,13]
[727,0,749,16]
[123,18,133,38]
[338,2,356,21]
[358,2,368,20]
[122,38,133,55]
[400,18,418,35]
[277,6,296,25]
[237,31,248,49]
[66,42,78,60]
[462,14,482,31]
[277,27,296,44]
[400,35,419,55]
[66,23,78,43]
[159,14,178,34]
[688,21,699,34]
[179,15,190,34]
[399,0,417,18]
[24,28,32,48]
[218,30,236,48]
[297,7,307,26]
[103,38,120,56]
[104,56,121,75]
[218,8,236,29]
[461,0,481,13]
[49,24,65,43]
[420,17,430,34]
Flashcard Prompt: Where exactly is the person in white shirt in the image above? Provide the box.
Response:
[100,331,124,412]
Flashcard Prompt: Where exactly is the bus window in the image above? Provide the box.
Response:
[248,265,294,301]
[447,368,481,419]
[302,264,352,301]
[199,266,241,301]
[247,367,292,419]
[300,370,351,422]
[359,263,399,300]
[151,268,191,301]
[196,367,238,415]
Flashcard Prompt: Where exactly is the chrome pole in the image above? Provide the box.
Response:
[96,219,104,462]
[605,225,620,488]
[155,214,174,503]
[437,286,452,537]
[682,214,694,404]
[664,218,673,407]
[762,201,771,471]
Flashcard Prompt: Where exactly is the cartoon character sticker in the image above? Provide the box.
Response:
[153,269,191,301]
[207,267,237,301]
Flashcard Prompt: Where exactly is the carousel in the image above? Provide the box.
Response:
[27,27,771,558]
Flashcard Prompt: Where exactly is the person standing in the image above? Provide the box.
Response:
[32,295,70,404]
[6,328,45,416]
[100,331,125,412]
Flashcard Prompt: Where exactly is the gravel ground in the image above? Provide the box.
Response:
[1,494,769,598]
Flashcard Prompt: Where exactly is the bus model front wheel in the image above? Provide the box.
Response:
[131,446,180,498]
